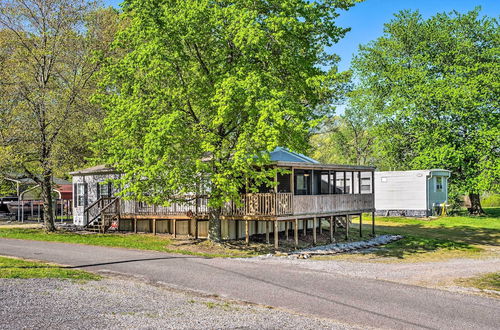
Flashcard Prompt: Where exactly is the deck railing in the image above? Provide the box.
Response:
[119,193,294,217]
[293,193,374,215]
[115,192,372,218]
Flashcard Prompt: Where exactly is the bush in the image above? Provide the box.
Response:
[482,194,500,207]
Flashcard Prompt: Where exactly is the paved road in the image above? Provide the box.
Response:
[1,238,498,330]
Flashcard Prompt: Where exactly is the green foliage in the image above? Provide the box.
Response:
[96,0,356,238]
[0,256,100,280]
[481,194,500,207]
[349,9,499,199]
[311,92,379,165]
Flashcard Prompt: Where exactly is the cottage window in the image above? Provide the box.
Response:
[435,177,443,192]
[98,182,112,198]
[76,184,85,207]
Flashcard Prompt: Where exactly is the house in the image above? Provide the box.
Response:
[374,169,451,217]
[70,148,376,247]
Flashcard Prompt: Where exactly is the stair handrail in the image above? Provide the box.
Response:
[84,197,120,228]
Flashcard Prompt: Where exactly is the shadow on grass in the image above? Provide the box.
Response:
[371,235,480,259]
[375,223,499,247]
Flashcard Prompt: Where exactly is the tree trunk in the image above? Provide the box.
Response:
[467,193,485,215]
[41,174,56,231]
[207,207,222,241]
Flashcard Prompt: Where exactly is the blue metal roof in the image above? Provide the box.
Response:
[269,147,320,164]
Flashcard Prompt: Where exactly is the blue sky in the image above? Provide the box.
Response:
[104,0,499,71]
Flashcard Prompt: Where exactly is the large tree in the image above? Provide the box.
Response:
[0,1,118,230]
[351,8,499,214]
[97,0,355,240]
[311,92,379,166]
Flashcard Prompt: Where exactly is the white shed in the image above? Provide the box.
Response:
[374,169,451,217]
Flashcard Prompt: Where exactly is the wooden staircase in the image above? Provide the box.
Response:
[84,197,120,233]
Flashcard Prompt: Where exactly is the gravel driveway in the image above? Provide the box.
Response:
[0,277,358,330]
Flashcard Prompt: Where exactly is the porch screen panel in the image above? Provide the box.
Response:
[345,172,353,194]
[361,172,373,194]
[277,173,291,193]
[294,170,311,195]
[335,172,345,194]
[353,172,360,194]
[320,171,329,194]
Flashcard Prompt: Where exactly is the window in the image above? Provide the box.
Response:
[294,170,311,195]
[345,172,352,194]
[98,182,112,198]
[360,172,373,194]
[353,172,360,194]
[76,183,85,207]
[435,177,443,192]
[336,172,345,194]
[320,171,329,194]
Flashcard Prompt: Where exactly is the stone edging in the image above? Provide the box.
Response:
[290,234,404,259]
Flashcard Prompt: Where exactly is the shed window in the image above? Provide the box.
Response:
[435,177,443,192]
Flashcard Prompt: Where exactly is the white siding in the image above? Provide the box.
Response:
[375,171,429,211]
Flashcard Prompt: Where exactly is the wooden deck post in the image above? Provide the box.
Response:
[245,220,250,245]
[173,219,177,238]
[294,219,299,247]
[313,217,317,245]
[274,220,279,249]
[319,218,322,235]
[254,221,259,236]
[345,215,349,240]
[372,211,375,236]
[333,216,337,234]
[134,218,137,233]
[153,219,156,235]
[195,218,199,239]
[329,216,334,243]
[303,219,307,236]
[265,221,270,244]
[285,221,289,240]
[359,213,362,237]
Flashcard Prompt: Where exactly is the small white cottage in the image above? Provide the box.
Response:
[374,169,451,217]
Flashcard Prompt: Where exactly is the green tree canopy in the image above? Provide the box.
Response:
[0,1,119,230]
[97,0,356,240]
[351,8,499,214]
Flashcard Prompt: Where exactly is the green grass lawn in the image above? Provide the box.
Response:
[0,256,100,280]
[0,228,273,258]
[0,208,498,261]
[336,207,500,262]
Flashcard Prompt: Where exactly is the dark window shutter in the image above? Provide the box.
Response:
[73,183,77,207]
[96,183,100,200]
[108,182,112,197]
[83,183,88,207]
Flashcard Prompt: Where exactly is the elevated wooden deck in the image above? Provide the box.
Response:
[116,192,374,220]
[84,193,375,246]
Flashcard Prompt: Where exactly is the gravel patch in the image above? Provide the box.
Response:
[290,235,404,258]
[0,277,359,330]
